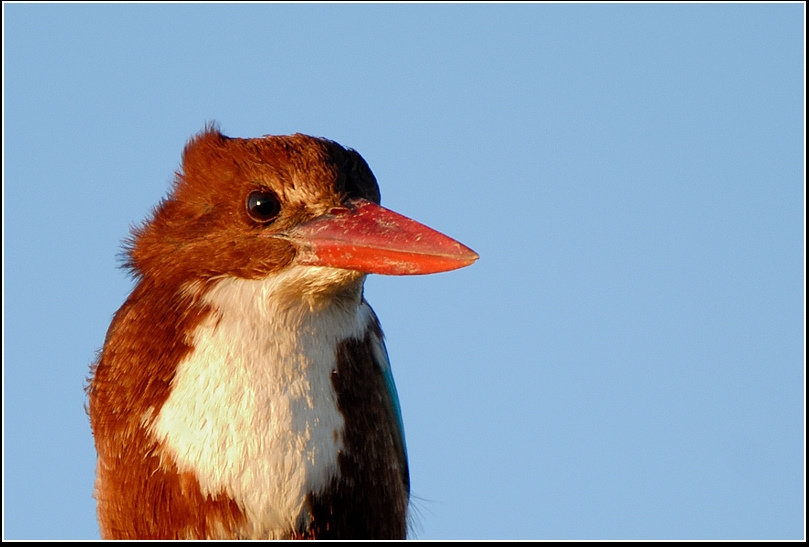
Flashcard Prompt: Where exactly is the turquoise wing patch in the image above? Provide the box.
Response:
[370,333,410,495]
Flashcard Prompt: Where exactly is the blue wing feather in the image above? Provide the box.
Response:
[367,316,410,495]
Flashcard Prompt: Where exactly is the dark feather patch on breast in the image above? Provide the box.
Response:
[300,330,409,539]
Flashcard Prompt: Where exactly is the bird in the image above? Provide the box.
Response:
[86,126,478,540]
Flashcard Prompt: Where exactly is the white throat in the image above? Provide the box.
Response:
[149,266,373,537]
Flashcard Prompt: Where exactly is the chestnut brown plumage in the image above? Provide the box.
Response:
[87,127,477,539]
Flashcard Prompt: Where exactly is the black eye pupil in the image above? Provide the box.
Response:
[246,191,281,222]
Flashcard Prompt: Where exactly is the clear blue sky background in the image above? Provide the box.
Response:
[3,3,804,540]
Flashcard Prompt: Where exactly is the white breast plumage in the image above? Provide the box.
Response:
[148,266,372,535]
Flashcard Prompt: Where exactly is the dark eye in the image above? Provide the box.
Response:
[246,190,281,223]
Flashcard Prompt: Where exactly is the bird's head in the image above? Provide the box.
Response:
[126,127,477,297]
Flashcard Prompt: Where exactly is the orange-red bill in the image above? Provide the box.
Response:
[280,198,478,275]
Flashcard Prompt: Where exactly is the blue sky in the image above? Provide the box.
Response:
[3,3,804,540]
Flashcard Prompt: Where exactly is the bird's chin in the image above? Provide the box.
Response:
[266,264,367,310]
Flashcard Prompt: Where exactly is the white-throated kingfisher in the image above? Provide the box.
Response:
[87,127,478,539]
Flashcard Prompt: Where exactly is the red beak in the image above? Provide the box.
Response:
[280,198,478,275]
